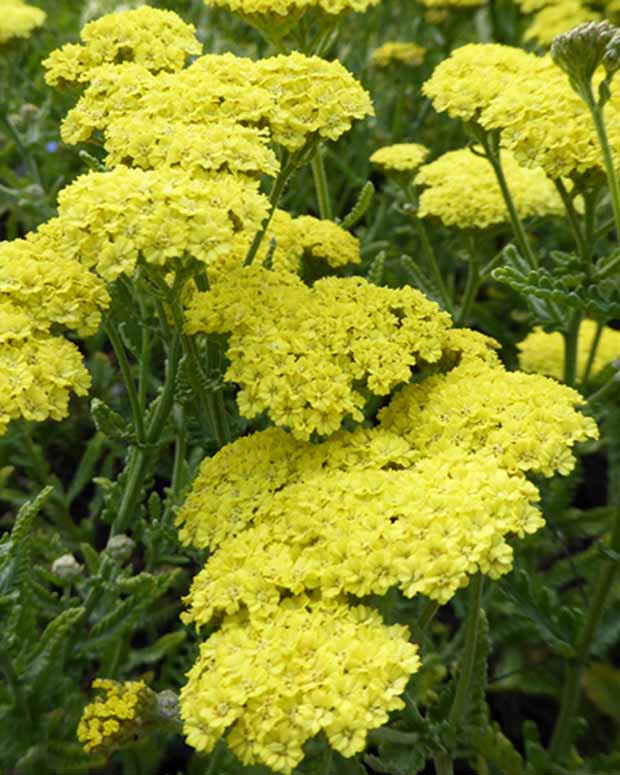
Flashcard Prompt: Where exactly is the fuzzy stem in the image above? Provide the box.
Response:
[582,321,605,388]
[105,321,146,443]
[311,148,333,220]
[554,178,589,261]
[449,573,484,728]
[563,311,582,387]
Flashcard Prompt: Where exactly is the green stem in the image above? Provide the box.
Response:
[554,178,589,262]
[105,321,146,443]
[455,240,481,327]
[311,148,333,220]
[111,335,182,535]
[584,88,620,241]
[548,410,620,761]
[582,320,605,388]
[405,185,453,314]
[479,131,538,269]
[449,573,484,728]
[418,598,440,631]
[562,311,582,387]
[434,752,454,775]
[244,151,300,266]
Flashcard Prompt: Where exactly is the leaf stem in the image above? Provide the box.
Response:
[105,321,146,443]
[311,147,333,220]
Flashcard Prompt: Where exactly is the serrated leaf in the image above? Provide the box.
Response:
[91,398,136,443]
[126,630,187,669]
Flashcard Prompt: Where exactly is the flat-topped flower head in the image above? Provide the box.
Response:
[78,679,156,755]
[255,53,374,150]
[180,595,420,773]
[0,332,91,436]
[44,7,201,87]
[370,143,429,173]
[371,41,426,67]
[103,117,280,179]
[519,320,620,380]
[203,0,380,18]
[423,44,543,122]
[525,1,600,47]
[415,146,563,229]
[49,168,270,282]
[0,230,110,336]
[184,264,451,439]
[479,54,620,178]
[1,0,45,44]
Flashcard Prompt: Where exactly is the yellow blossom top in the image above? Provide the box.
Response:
[423,43,542,122]
[294,215,361,267]
[184,264,451,439]
[181,595,420,773]
[103,117,280,179]
[415,146,564,229]
[518,320,620,380]
[44,7,202,86]
[418,0,483,7]
[524,0,600,46]
[0,231,110,336]
[478,55,620,178]
[0,328,91,436]
[45,168,269,282]
[203,0,380,16]
[370,143,429,173]
[0,0,45,43]
[77,679,155,754]
[371,41,426,67]
[55,50,373,156]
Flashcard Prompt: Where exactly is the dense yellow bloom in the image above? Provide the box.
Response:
[372,42,426,67]
[44,7,201,86]
[254,53,374,150]
[0,231,110,336]
[423,44,541,122]
[0,0,45,43]
[184,265,451,439]
[77,679,155,754]
[56,50,372,158]
[0,331,91,436]
[418,0,483,7]
[518,320,620,380]
[479,55,620,178]
[294,215,361,267]
[48,168,269,282]
[203,0,380,16]
[181,595,420,773]
[370,143,429,173]
[103,117,280,178]
[379,332,598,476]
[524,0,599,45]
[415,146,564,229]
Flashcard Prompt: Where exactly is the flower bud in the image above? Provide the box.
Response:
[156,690,180,724]
[51,553,84,581]
[551,21,618,91]
[105,534,135,563]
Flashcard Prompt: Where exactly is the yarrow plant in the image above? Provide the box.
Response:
[2,3,620,775]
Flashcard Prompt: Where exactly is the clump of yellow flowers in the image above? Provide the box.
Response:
[371,41,426,67]
[370,142,429,173]
[77,679,156,754]
[0,0,45,44]
[415,146,564,228]
[177,318,597,770]
[519,320,620,379]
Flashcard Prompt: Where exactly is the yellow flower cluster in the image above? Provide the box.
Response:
[0,329,91,436]
[203,0,380,17]
[0,231,110,336]
[371,42,426,67]
[523,0,599,45]
[103,117,280,179]
[518,320,620,380]
[43,168,269,282]
[415,146,564,228]
[177,325,596,769]
[1,0,45,44]
[423,43,541,122]
[53,50,373,155]
[424,43,620,178]
[77,679,154,754]
[44,7,201,86]
[293,215,361,267]
[370,143,429,173]
[180,595,420,773]
[184,265,451,438]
